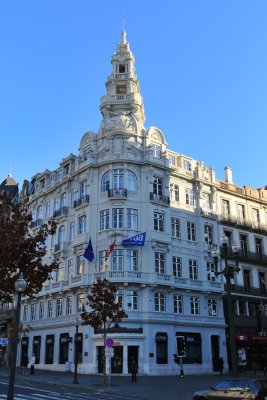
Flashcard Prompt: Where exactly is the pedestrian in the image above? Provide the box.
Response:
[130,357,138,382]
[22,353,29,375]
[30,354,36,375]
[218,356,224,375]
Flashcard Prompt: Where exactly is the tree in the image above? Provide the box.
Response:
[0,192,58,302]
[81,278,127,377]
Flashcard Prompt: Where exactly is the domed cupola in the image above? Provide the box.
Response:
[99,31,146,136]
[0,173,19,199]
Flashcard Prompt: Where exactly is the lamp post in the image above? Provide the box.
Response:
[7,275,26,400]
[212,236,240,377]
[73,317,79,384]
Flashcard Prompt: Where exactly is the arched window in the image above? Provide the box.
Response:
[58,225,65,244]
[127,170,137,191]
[101,171,110,192]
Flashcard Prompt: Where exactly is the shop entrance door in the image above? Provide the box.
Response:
[128,346,139,373]
[111,346,123,373]
[211,335,220,372]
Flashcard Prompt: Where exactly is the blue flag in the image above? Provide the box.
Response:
[84,238,94,262]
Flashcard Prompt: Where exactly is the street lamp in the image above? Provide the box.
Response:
[7,275,27,400]
[212,236,240,376]
[73,317,79,384]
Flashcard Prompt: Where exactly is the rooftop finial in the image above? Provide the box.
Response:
[121,16,126,44]
[8,166,12,177]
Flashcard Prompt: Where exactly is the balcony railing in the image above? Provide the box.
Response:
[30,219,43,228]
[218,214,267,233]
[73,195,89,208]
[150,192,170,205]
[108,189,127,198]
[53,207,68,218]
[227,249,267,266]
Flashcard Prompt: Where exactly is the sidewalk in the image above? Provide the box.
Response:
[1,367,266,400]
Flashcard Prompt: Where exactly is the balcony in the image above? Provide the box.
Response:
[227,249,267,266]
[73,195,89,208]
[53,207,68,218]
[218,214,267,234]
[30,219,43,228]
[150,192,170,206]
[230,284,267,298]
[108,189,127,199]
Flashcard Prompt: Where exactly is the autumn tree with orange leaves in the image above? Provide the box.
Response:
[0,192,58,302]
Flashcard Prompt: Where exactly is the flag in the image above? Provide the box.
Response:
[106,240,116,259]
[84,238,94,262]
[121,232,146,246]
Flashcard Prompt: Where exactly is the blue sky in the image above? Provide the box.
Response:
[1,1,266,190]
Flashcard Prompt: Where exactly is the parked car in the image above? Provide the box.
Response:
[193,378,267,399]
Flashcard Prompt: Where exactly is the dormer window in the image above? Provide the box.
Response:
[183,159,192,171]
[119,64,126,73]
[116,85,127,94]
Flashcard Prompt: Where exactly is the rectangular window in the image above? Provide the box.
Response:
[112,208,123,228]
[151,144,161,158]
[45,201,50,218]
[208,298,217,316]
[259,272,266,294]
[113,169,124,189]
[56,298,63,317]
[185,188,195,206]
[127,209,138,229]
[154,211,164,232]
[71,188,77,206]
[222,199,230,218]
[155,252,165,274]
[153,177,163,196]
[100,210,109,230]
[255,237,263,257]
[99,250,107,272]
[168,155,176,166]
[67,259,73,278]
[207,261,216,281]
[202,193,211,210]
[190,296,199,315]
[204,224,213,244]
[111,249,124,271]
[126,290,138,311]
[53,197,60,211]
[69,221,75,241]
[126,250,138,271]
[187,221,196,241]
[116,289,124,307]
[240,234,248,255]
[155,292,166,312]
[39,302,44,319]
[170,183,179,202]
[171,217,180,238]
[244,269,251,292]
[66,296,72,315]
[173,256,182,277]
[48,300,53,318]
[78,215,86,234]
[80,181,88,198]
[77,294,86,313]
[77,255,85,275]
[31,304,36,321]
[174,295,183,314]
[23,305,28,322]
[183,159,192,171]
[189,259,198,280]
[251,208,259,228]
[237,204,245,223]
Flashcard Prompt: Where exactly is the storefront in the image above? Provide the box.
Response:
[176,332,202,364]
[237,335,267,372]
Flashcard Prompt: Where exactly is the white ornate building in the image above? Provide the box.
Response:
[18,31,267,375]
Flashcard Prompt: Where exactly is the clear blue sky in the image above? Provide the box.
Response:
[1,1,266,190]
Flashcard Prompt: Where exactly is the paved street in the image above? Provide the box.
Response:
[1,367,265,400]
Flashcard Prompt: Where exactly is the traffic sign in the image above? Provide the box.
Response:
[105,348,114,358]
[105,337,114,348]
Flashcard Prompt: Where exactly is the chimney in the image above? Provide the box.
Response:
[224,167,233,184]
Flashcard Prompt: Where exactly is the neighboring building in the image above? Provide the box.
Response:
[19,32,267,376]
[0,173,19,365]
[215,171,267,372]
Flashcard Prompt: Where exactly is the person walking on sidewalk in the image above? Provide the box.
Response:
[130,357,138,382]
[22,353,29,375]
[30,354,36,375]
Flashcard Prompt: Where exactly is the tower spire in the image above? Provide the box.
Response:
[98,32,145,136]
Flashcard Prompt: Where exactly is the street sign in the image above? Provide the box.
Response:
[105,337,114,348]
[105,348,114,358]
[0,338,8,346]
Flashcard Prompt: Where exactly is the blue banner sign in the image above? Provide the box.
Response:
[121,232,146,246]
